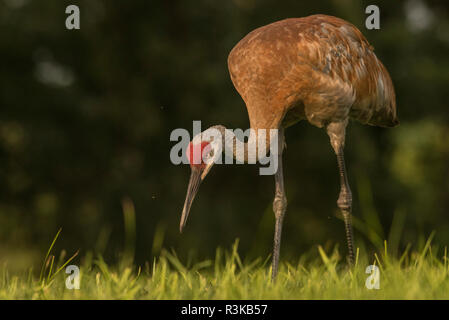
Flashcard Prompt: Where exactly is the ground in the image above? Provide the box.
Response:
[1,237,448,299]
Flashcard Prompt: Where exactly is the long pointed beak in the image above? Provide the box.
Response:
[179,167,203,233]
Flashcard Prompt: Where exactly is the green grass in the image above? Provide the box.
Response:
[1,236,448,299]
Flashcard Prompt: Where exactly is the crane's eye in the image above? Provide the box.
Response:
[208,149,214,158]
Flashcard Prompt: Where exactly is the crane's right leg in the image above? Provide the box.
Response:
[272,128,287,281]
[327,120,355,266]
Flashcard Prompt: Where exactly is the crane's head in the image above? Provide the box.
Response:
[179,126,225,233]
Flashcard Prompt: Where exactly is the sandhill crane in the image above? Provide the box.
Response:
[179,14,398,279]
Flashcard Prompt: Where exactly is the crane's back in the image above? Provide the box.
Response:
[228,15,398,129]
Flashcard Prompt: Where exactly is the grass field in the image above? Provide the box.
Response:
[1,233,448,299]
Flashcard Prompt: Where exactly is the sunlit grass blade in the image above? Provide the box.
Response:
[39,228,62,284]
[48,250,80,283]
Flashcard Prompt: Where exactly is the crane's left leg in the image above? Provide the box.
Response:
[326,120,355,266]
[272,128,287,280]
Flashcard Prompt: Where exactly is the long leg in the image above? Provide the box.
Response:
[327,121,355,265]
[272,128,287,280]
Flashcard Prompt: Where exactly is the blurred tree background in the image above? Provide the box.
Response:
[0,0,448,272]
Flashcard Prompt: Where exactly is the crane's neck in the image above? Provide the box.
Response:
[205,125,279,175]
[222,128,258,163]
[215,126,278,165]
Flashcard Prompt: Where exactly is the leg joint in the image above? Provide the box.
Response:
[273,195,287,217]
[337,188,352,212]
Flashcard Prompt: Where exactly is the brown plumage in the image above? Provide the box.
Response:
[228,14,398,131]
[180,14,399,280]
